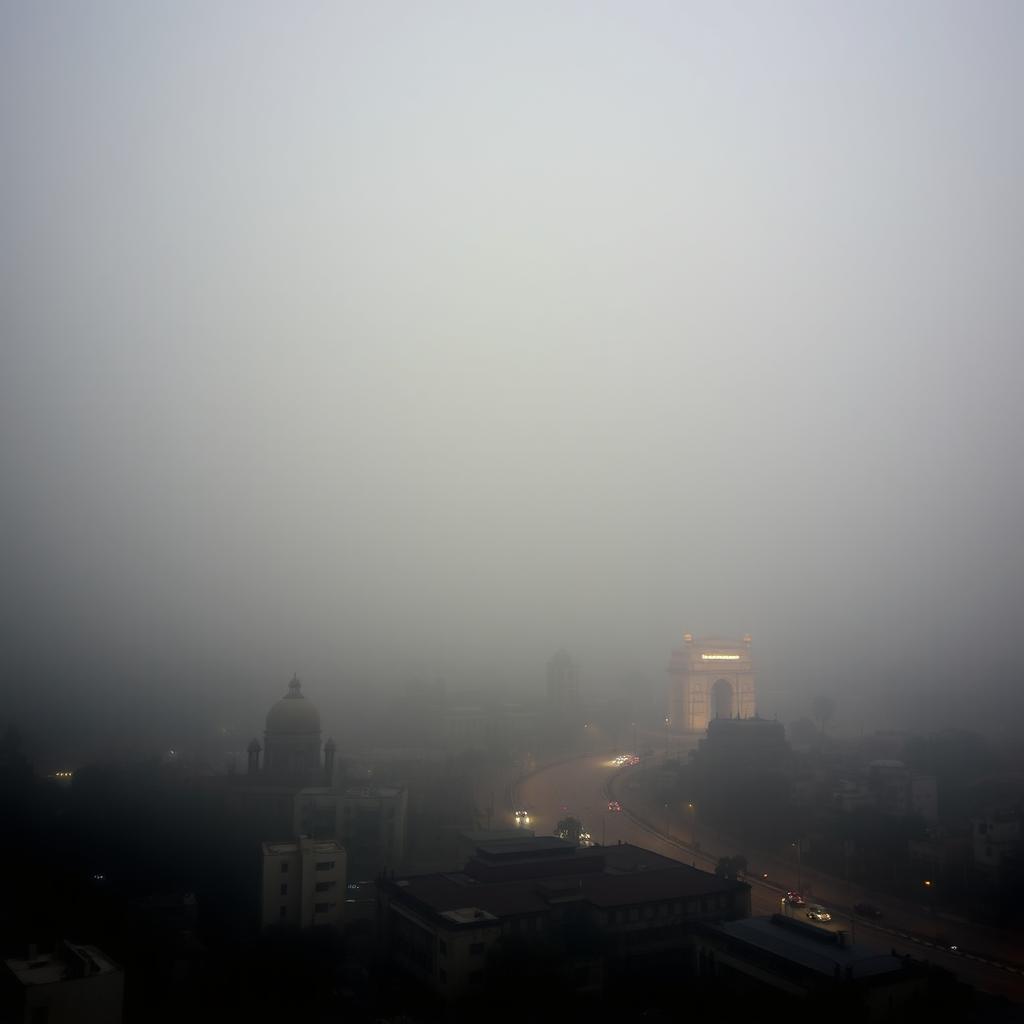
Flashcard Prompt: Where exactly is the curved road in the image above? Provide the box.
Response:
[512,753,1024,1006]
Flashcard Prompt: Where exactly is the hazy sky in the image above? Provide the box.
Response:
[2,2,1023,749]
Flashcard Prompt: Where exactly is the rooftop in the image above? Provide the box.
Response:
[383,842,747,925]
[710,915,904,980]
[262,838,344,856]
[6,943,119,987]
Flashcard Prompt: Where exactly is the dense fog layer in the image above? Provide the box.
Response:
[2,2,1022,757]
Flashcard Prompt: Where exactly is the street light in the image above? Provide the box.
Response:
[792,839,803,892]
[688,802,696,847]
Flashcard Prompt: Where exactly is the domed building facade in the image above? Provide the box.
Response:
[250,675,333,786]
[237,675,406,879]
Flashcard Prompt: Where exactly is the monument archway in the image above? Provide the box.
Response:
[712,678,735,720]
[667,635,755,732]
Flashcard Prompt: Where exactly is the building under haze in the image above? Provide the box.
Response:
[260,837,345,930]
[2,941,124,1024]
[226,678,407,878]
[546,649,580,711]
[247,676,333,787]
[667,634,756,732]
[378,836,750,1000]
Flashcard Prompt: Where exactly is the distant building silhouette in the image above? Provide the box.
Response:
[546,649,580,711]
[252,675,332,787]
[226,677,407,879]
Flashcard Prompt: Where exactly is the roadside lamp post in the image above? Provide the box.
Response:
[688,803,696,847]
[793,839,803,892]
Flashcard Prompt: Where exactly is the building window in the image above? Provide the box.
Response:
[315,881,334,892]
[279,906,287,920]
[315,861,335,871]
[315,902,330,913]
[470,970,484,985]
[280,862,289,873]
[439,940,447,957]
[469,942,484,956]
[280,884,288,896]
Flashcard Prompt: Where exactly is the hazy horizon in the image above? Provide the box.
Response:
[3,2,1023,760]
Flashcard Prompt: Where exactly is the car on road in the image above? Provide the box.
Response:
[785,891,807,906]
[854,902,883,918]
[514,808,531,827]
[806,905,832,923]
[608,800,622,812]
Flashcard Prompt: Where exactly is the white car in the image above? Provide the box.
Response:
[806,905,832,923]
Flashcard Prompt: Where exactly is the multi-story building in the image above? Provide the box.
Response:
[973,810,1022,874]
[867,761,938,822]
[378,836,750,1001]
[219,679,409,881]
[336,783,408,876]
[260,837,345,929]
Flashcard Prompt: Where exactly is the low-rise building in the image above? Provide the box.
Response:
[378,836,749,1000]
[2,941,124,1023]
[260,837,346,929]
[696,913,962,1016]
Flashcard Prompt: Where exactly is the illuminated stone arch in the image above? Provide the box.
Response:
[712,678,735,719]
[667,635,756,732]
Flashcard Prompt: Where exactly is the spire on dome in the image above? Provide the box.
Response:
[287,674,302,698]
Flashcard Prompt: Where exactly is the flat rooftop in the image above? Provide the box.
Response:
[711,916,904,980]
[262,839,343,855]
[474,836,575,858]
[384,842,747,924]
[6,943,119,986]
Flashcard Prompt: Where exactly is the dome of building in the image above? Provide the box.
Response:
[265,675,321,736]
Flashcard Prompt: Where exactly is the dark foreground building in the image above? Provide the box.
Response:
[378,836,749,1001]
[696,913,975,1021]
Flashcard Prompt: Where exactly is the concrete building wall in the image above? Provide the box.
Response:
[261,838,345,929]
[5,943,123,1024]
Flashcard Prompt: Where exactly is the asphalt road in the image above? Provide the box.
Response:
[513,752,1024,1006]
